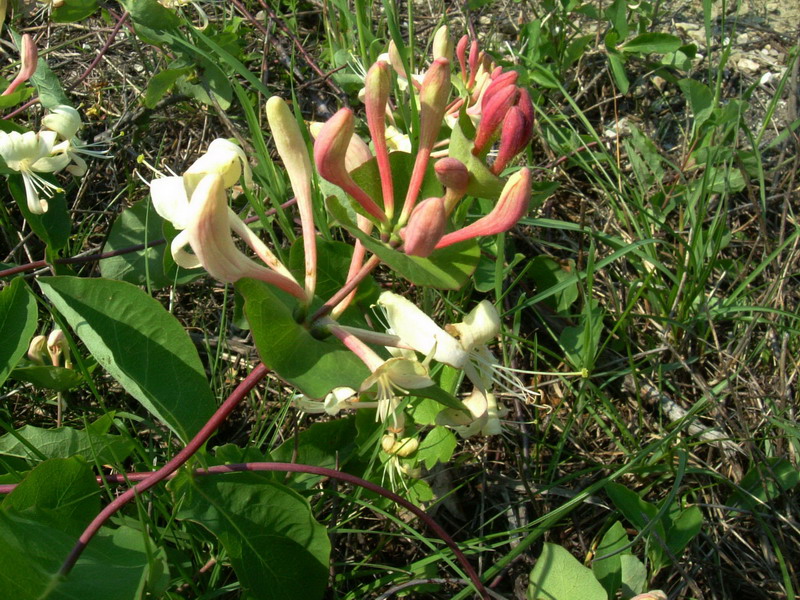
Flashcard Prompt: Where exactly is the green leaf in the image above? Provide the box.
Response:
[288,237,378,308]
[52,0,99,23]
[1,458,99,535]
[122,0,180,44]
[605,482,666,570]
[350,151,442,214]
[9,365,84,391]
[417,426,457,469]
[606,52,630,94]
[38,277,216,443]
[592,521,627,597]
[8,176,71,251]
[447,116,505,199]
[0,419,135,466]
[559,300,604,370]
[237,278,370,398]
[621,33,682,54]
[143,68,192,109]
[0,513,156,600]
[271,417,358,488]
[173,471,331,600]
[677,79,714,130]
[527,256,578,314]
[527,542,607,600]
[99,199,198,288]
[0,277,37,388]
[728,458,799,510]
[175,58,233,110]
[665,505,702,558]
[619,554,647,598]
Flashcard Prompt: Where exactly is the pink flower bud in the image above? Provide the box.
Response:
[517,88,534,129]
[365,60,394,217]
[435,157,469,213]
[402,196,446,257]
[314,108,387,223]
[435,168,531,248]
[491,106,529,175]
[307,121,372,172]
[467,40,480,88]
[400,58,451,223]
[2,35,38,97]
[472,84,519,155]
[456,35,469,81]
[481,70,519,106]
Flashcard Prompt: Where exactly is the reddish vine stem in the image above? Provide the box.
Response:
[0,199,297,280]
[57,363,270,576]
[310,254,382,322]
[16,459,488,598]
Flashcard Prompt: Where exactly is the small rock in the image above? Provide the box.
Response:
[737,57,760,73]
[760,72,776,86]
[651,75,667,91]
[736,32,749,45]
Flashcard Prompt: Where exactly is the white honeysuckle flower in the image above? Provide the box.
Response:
[292,387,369,416]
[42,105,110,177]
[0,130,70,214]
[378,291,532,407]
[359,356,434,424]
[159,172,305,298]
[183,138,252,195]
[436,388,506,437]
[42,105,82,140]
[377,292,469,369]
[385,125,412,153]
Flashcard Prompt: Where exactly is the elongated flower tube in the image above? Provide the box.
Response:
[435,167,531,249]
[0,130,69,214]
[364,61,394,219]
[399,58,451,225]
[456,35,469,82]
[266,96,317,300]
[314,108,387,223]
[401,196,446,257]
[2,35,37,97]
[158,173,306,299]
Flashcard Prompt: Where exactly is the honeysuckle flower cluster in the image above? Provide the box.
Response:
[313,26,535,261]
[0,104,106,214]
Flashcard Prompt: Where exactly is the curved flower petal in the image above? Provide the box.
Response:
[377,291,468,368]
[184,138,252,195]
[151,176,192,229]
[42,105,82,140]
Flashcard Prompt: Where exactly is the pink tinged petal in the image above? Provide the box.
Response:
[400,58,451,223]
[344,133,372,171]
[3,34,37,97]
[467,40,480,88]
[150,176,191,229]
[402,196,446,257]
[266,96,317,300]
[364,61,395,218]
[456,35,469,81]
[182,174,306,299]
[313,108,387,223]
[436,167,531,249]
[491,106,529,175]
[473,84,519,155]
[377,291,468,369]
[432,26,453,62]
[226,209,299,284]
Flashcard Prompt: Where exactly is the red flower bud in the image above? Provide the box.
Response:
[402,196,446,257]
[491,106,529,175]
[436,168,531,248]
[472,84,519,155]
[456,35,469,81]
[365,60,394,216]
[314,108,387,223]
